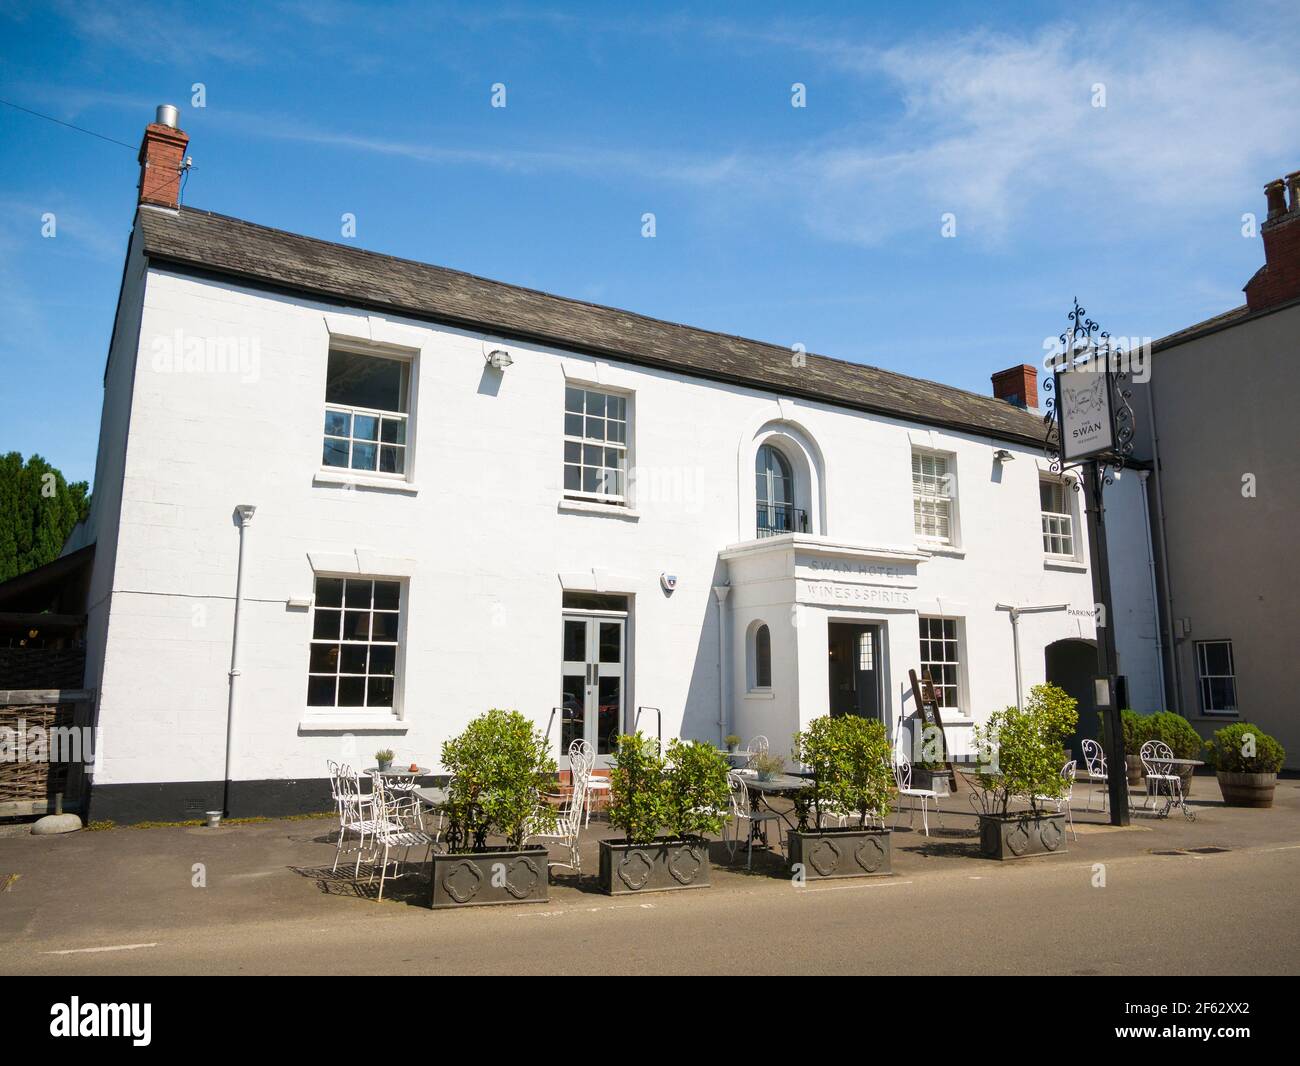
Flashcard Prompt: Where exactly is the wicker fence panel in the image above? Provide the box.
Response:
[0,702,75,804]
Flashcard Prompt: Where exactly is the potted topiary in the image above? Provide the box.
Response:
[1139,711,1204,796]
[430,708,557,909]
[971,683,1077,859]
[598,734,730,895]
[1204,723,1285,808]
[375,748,395,772]
[787,715,894,879]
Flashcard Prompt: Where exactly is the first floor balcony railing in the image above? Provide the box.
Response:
[756,503,809,538]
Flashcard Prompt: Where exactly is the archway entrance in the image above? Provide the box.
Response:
[1045,638,1097,758]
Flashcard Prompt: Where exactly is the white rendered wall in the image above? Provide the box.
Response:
[89,259,1130,788]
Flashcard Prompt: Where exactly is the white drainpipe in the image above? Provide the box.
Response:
[223,504,257,816]
[712,585,731,745]
[997,602,1068,709]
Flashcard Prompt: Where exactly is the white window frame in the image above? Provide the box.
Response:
[912,448,958,546]
[1040,477,1077,558]
[918,615,965,715]
[320,345,414,482]
[306,575,406,718]
[1195,639,1238,716]
[563,385,630,505]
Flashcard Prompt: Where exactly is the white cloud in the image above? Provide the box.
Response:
[781,16,1300,245]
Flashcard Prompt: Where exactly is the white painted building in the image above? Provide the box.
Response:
[66,112,1162,821]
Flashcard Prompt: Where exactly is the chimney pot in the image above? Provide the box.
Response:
[1287,170,1300,214]
[138,107,189,210]
[1265,179,1288,220]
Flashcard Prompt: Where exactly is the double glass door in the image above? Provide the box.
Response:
[561,612,625,762]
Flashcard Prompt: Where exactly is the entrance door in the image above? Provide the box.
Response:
[561,612,625,763]
[827,622,882,721]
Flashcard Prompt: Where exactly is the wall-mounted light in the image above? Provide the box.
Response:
[486,349,513,370]
[993,449,1015,463]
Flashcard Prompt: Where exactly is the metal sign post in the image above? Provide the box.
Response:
[1044,300,1135,827]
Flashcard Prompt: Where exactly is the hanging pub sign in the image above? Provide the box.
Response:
[1054,361,1115,462]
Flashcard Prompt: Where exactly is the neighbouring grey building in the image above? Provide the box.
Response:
[1128,169,1300,767]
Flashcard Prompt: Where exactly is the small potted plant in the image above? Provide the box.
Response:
[1204,723,1285,808]
[374,748,395,772]
[752,752,785,782]
[788,715,894,879]
[970,684,1077,859]
[598,734,729,895]
[430,709,557,909]
[724,734,742,753]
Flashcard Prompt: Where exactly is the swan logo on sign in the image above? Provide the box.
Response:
[1057,365,1114,461]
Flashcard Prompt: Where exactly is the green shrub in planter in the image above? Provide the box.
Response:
[608,732,669,845]
[787,716,894,878]
[971,684,1077,859]
[600,733,727,894]
[1204,723,1285,809]
[664,738,731,839]
[432,709,557,908]
[795,715,893,829]
[441,708,557,850]
[1138,712,1203,759]
[1204,723,1285,773]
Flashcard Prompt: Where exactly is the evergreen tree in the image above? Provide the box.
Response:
[0,452,91,583]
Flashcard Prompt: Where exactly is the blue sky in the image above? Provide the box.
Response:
[2,1,1297,484]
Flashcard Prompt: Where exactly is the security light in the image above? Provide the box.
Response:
[993,449,1014,463]
[486,349,513,370]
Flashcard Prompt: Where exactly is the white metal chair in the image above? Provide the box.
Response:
[1034,759,1078,840]
[368,773,436,902]
[331,763,396,877]
[1140,740,1193,820]
[1080,739,1109,811]
[725,771,785,869]
[569,739,609,827]
[526,764,590,880]
[893,755,942,836]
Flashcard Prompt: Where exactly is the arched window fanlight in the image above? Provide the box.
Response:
[756,443,801,537]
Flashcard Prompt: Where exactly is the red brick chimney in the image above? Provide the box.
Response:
[1244,169,1300,312]
[991,364,1038,409]
[137,104,189,209]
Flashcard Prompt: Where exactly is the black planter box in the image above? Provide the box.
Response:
[787,826,892,879]
[978,812,1068,860]
[430,846,550,909]
[598,837,712,895]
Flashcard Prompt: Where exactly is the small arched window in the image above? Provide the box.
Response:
[756,444,798,537]
[753,623,772,689]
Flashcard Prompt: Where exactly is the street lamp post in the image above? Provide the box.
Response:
[1044,300,1136,827]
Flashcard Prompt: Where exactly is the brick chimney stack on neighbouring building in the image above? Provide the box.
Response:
[138,104,189,210]
[1244,169,1300,312]
[991,364,1038,409]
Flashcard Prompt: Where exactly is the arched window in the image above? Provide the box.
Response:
[752,623,772,689]
[755,444,799,537]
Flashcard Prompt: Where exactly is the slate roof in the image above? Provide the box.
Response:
[137,206,1051,447]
